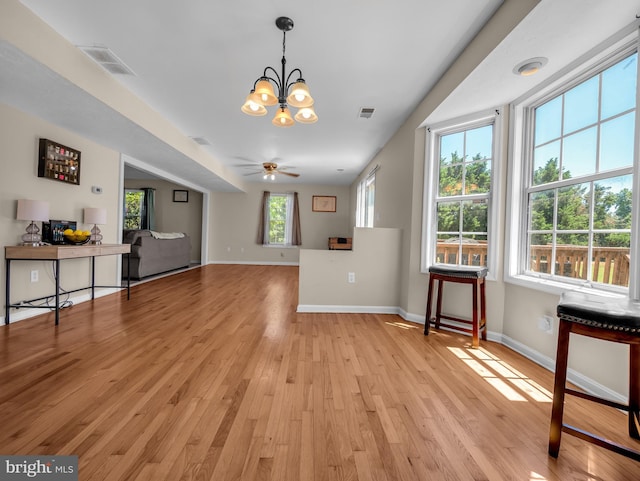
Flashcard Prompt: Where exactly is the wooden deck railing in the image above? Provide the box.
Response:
[436,241,630,287]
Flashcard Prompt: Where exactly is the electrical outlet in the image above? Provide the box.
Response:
[348,272,355,283]
[537,315,554,333]
[30,270,39,283]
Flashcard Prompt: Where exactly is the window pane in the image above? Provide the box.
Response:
[593,233,630,287]
[556,233,589,280]
[529,233,552,273]
[533,142,561,185]
[440,132,464,164]
[465,160,491,194]
[269,195,287,244]
[462,200,487,233]
[593,175,633,229]
[557,183,590,231]
[529,190,554,231]
[439,163,462,196]
[436,235,460,265]
[124,190,144,229]
[601,53,637,120]
[563,76,599,134]
[466,125,492,160]
[562,127,597,178]
[534,97,562,145]
[461,235,487,266]
[437,201,460,232]
[599,112,634,171]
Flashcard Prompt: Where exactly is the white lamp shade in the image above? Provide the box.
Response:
[16,199,49,222]
[84,207,107,225]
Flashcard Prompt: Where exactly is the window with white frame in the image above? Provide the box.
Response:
[507,41,637,294]
[423,111,500,273]
[266,193,294,245]
[356,172,375,228]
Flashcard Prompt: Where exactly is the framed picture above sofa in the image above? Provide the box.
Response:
[173,190,188,203]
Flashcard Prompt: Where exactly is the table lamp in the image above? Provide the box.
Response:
[16,199,50,246]
[84,207,107,244]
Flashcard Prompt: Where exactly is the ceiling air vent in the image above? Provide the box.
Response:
[190,137,211,146]
[358,107,375,119]
[78,46,136,75]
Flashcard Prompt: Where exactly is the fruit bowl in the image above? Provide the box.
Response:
[63,229,92,245]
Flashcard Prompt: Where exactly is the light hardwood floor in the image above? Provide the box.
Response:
[1,264,638,480]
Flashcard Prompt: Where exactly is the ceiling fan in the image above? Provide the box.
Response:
[244,161,300,179]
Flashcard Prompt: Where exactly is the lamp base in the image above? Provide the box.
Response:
[21,221,42,246]
[90,224,103,245]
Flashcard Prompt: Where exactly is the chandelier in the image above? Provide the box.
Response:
[241,17,318,127]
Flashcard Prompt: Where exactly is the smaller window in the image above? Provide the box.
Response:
[356,172,375,227]
[124,189,144,229]
[422,110,500,276]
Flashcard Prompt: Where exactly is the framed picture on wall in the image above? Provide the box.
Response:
[173,189,189,203]
[312,195,336,212]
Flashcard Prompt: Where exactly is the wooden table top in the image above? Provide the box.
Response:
[5,243,130,260]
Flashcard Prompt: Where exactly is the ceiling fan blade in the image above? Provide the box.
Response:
[278,171,300,178]
[243,170,263,176]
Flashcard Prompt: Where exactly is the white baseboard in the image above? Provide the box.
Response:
[296,304,399,314]
[500,333,627,404]
[2,288,122,325]
[211,261,299,266]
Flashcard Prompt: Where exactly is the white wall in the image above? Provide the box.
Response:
[209,183,351,264]
[0,102,122,323]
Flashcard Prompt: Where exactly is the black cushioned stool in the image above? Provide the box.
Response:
[423,265,488,348]
[549,291,640,462]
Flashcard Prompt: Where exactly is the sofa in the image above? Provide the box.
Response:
[122,229,191,279]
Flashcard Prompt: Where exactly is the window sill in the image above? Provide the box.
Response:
[504,273,626,299]
[262,244,299,249]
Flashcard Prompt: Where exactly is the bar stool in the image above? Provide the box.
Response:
[423,264,487,348]
[549,291,640,462]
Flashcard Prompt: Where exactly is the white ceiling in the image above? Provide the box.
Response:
[3,0,640,191]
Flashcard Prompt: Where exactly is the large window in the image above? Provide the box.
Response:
[508,42,638,295]
[423,111,500,274]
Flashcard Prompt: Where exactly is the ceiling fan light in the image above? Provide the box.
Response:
[287,80,313,108]
[272,106,294,127]
[254,79,278,106]
[241,92,267,116]
[294,106,318,124]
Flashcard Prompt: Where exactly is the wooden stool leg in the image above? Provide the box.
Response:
[630,343,640,439]
[549,319,571,457]
[471,279,479,348]
[480,278,487,341]
[424,275,436,335]
[435,278,444,329]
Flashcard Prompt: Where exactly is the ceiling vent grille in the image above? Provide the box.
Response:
[78,46,136,75]
[358,107,375,119]
[191,137,211,146]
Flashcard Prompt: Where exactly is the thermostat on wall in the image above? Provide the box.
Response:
[91,186,103,194]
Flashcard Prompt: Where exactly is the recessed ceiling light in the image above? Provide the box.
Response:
[513,57,548,76]
[337,168,344,172]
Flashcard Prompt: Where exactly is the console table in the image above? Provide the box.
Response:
[4,244,131,325]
